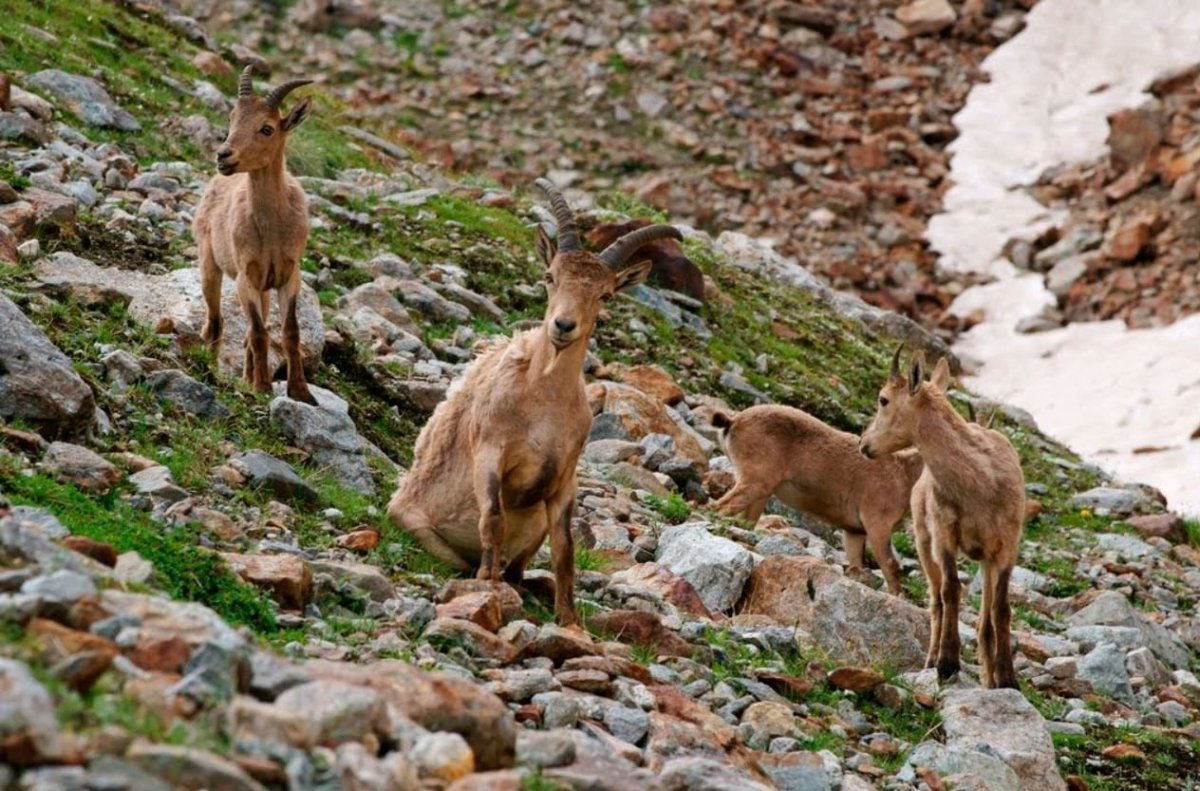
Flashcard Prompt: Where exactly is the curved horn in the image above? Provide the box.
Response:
[534,178,581,252]
[264,78,313,110]
[598,224,682,269]
[889,343,903,380]
[238,65,256,98]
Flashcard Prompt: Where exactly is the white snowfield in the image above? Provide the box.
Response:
[928,0,1200,516]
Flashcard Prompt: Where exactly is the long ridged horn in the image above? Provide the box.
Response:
[238,65,256,98]
[534,177,581,252]
[598,224,682,269]
[264,78,313,110]
[889,343,903,380]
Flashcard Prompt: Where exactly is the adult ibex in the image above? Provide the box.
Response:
[192,65,316,403]
[388,180,682,625]
[860,348,1025,688]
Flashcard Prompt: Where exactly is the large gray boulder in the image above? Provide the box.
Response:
[941,689,1065,791]
[0,293,94,437]
[1065,590,1190,668]
[36,253,323,380]
[26,69,140,131]
[269,385,374,495]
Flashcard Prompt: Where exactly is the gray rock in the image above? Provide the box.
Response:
[173,641,243,705]
[0,513,99,575]
[35,254,324,381]
[128,466,188,503]
[42,441,121,493]
[656,522,754,612]
[275,680,386,746]
[1125,646,1173,687]
[583,439,642,465]
[1045,256,1088,298]
[337,281,418,333]
[659,757,774,791]
[900,741,1022,791]
[21,569,97,610]
[6,507,68,540]
[1032,224,1102,270]
[757,751,832,791]
[232,450,317,502]
[269,385,374,495]
[1068,486,1158,516]
[101,349,144,388]
[1076,642,1132,702]
[308,560,394,602]
[0,658,66,764]
[27,70,141,130]
[486,667,557,702]
[144,370,228,419]
[604,705,649,744]
[113,552,156,586]
[1155,700,1190,726]
[517,729,577,768]
[248,651,310,701]
[0,111,51,145]
[1094,532,1156,559]
[1064,590,1190,668]
[433,282,505,321]
[626,284,711,338]
[941,688,1065,791]
[589,412,633,442]
[1064,625,1142,653]
[126,744,264,791]
[336,742,419,790]
[0,293,95,437]
[394,279,471,322]
[640,433,676,471]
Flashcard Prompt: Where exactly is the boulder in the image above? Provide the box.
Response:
[0,294,94,437]
[35,253,324,380]
[655,523,754,612]
[1064,590,1190,668]
[126,743,265,791]
[42,442,120,494]
[895,0,957,35]
[269,385,374,495]
[602,363,685,406]
[26,69,141,130]
[587,382,706,465]
[739,555,929,670]
[219,553,312,611]
[0,658,66,765]
[230,450,317,502]
[941,689,1065,791]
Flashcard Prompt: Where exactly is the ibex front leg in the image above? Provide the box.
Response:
[236,274,271,393]
[473,447,508,582]
[546,478,580,627]
[279,270,315,404]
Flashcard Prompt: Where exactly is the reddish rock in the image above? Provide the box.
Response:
[437,579,523,622]
[755,672,813,700]
[29,618,118,691]
[1107,106,1163,172]
[59,536,118,568]
[447,771,523,791]
[424,618,518,664]
[191,52,233,79]
[560,655,653,685]
[606,563,713,620]
[0,224,16,265]
[1104,218,1152,262]
[128,636,193,674]
[601,363,686,406]
[1126,513,1186,543]
[436,591,505,633]
[527,624,597,664]
[219,553,312,611]
[896,0,957,35]
[335,529,380,552]
[42,442,121,494]
[828,666,886,693]
[555,668,612,695]
[586,610,693,658]
[585,382,706,465]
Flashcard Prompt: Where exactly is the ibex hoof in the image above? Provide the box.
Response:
[289,386,317,406]
[936,658,960,680]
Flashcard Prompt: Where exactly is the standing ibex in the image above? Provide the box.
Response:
[387,180,681,625]
[711,405,924,596]
[859,348,1025,689]
[192,65,316,404]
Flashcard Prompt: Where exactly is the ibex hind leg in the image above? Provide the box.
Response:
[714,480,773,525]
[991,564,1019,689]
[199,248,224,350]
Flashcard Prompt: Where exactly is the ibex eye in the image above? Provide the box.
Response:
[880,396,890,407]
[600,293,613,302]
[543,272,554,285]
[260,125,274,136]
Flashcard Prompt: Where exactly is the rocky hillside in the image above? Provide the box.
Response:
[1,2,1199,790]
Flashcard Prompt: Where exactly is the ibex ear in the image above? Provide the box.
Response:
[931,357,952,393]
[535,224,556,268]
[282,98,311,131]
[909,355,923,395]
[614,259,652,292]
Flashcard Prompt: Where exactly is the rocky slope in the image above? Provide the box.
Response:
[0,2,1199,791]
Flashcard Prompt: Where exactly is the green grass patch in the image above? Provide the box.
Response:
[644,492,692,524]
[0,458,278,633]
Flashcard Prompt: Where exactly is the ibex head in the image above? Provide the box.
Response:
[215,65,312,176]
[860,345,952,459]
[533,178,681,351]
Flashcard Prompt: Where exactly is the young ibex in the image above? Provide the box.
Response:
[192,65,316,404]
[711,405,924,596]
[387,180,681,625]
[859,349,1025,689]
